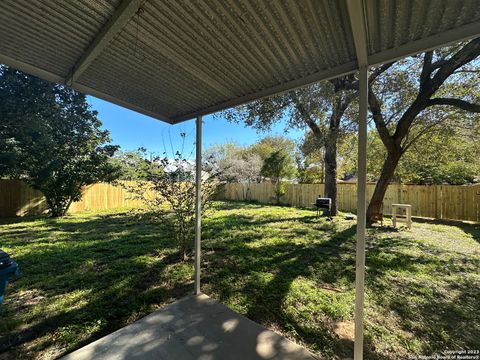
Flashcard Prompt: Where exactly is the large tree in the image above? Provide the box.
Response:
[338,39,480,222]
[0,67,119,216]
[224,80,356,215]
[246,135,296,162]
[204,142,262,184]
[363,39,480,223]
[110,148,162,180]
[366,118,480,185]
[297,129,358,184]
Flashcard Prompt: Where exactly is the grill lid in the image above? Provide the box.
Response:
[315,198,332,206]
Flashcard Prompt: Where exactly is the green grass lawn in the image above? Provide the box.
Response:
[0,202,479,359]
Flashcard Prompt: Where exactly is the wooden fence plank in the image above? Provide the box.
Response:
[0,180,479,222]
[219,182,480,222]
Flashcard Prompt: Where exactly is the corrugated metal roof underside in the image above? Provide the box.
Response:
[365,0,480,55]
[0,0,121,78]
[0,0,479,124]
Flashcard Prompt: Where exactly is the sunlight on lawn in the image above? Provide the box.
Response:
[0,202,479,360]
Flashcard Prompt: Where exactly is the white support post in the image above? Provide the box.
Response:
[354,67,368,360]
[346,1,369,357]
[194,115,202,295]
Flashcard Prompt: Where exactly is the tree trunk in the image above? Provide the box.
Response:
[366,150,401,224]
[63,197,74,216]
[275,178,281,205]
[324,129,338,216]
[46,197,65,217]
[321,148,325,183]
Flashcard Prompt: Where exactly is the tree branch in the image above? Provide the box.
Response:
[369,62,395,84]
[368,86,394,149]
[393,38,480,143]
[335,62,395,91]
[427,98,480,112]
[290,94,323,139]
[329,92,356,131]
[430,38,480,90]
[453,68,480,74]
[402,119,445,152]
[420,51,433,91]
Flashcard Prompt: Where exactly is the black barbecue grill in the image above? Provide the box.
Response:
[313,196,332,219]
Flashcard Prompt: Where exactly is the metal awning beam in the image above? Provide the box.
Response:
[65,0,234,100]
[368,21,480,67]
[0,53,174,124]
[65,0,144,85]
[171,17,479,124]
[171,61,358,123]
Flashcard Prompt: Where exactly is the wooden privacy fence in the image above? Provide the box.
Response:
[219,182,480,222]
[0,180,479,222]
[0,180,144,217]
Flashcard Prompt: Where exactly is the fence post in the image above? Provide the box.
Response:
[436,185,442,219]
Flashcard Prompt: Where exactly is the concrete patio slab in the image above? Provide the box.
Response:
[61,293,317,360]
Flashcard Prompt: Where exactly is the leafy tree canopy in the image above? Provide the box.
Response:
[336,39,480,222]
[246,135,296,161]
[222,81,356,136]
[110,148,162,180]
[204,142,262,184]
[366,118,480,185]
[261,149,297,181]
[261,148,296,204]
[0,67,119,216]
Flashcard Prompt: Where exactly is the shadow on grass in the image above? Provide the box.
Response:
[366,230,480,354]
[202,214,364,359]
[0,212,192,359]
[202,210,480,359]
[1,205,478,360]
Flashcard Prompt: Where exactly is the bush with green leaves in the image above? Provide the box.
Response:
[123,141,220,259]
[261,149,296,204]
[0,67,119,217]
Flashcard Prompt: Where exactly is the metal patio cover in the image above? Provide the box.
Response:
[1,0,479,124]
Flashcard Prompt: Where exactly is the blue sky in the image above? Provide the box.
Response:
[88,97,304,157]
